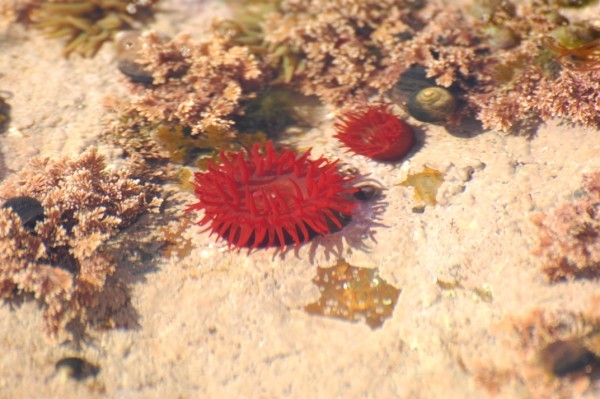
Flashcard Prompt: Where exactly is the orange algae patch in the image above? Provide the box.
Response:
[399,166,444,206]
[305,258,401,328]
[161,217,194,259]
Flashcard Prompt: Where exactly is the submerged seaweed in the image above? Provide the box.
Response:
[115,30,263,136]
[255,0,600,133]
[305,258,400,328]
[0,149,162,338]
[215,0,303,84]
[32,0,158,57]
[399,167,445,207]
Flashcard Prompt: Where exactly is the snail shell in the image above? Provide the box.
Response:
[484,26,519,49]
[353,184,383,202]
[407,87,457,123]
[115,31,154,84]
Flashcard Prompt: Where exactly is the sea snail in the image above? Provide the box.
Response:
[407,86,457,123]
[484,25,519,49]
[115,31,154,84]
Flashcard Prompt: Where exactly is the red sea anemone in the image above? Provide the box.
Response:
[189,141,357,249]
[334,103,415,162]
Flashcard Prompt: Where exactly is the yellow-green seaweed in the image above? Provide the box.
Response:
[34,0,158,57]
[216,0,304,84]
[153,123,269,170]
[399,167,445,206]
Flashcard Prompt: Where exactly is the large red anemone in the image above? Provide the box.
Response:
[189,141,357,249]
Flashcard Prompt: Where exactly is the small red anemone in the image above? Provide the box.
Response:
[189,141,356,249]
[334,103,415,162]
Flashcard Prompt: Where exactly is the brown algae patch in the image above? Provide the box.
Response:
[0,149,162,337]
[305,258,401,329]
[160,216,194,259]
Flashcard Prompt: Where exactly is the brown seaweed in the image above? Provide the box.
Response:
[0,149,162,338]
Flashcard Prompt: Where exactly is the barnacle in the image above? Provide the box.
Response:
[542,36,600,71]
[33,0,158,57]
